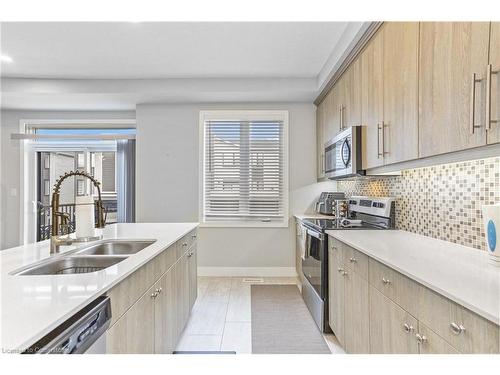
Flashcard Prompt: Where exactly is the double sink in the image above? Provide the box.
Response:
[13,240,156,276]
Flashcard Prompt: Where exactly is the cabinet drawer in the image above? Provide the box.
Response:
[342,244,368,278]
[417,286,499,353]
[329,237,345,261]
[177,229,198,257]
[368,258,419,316]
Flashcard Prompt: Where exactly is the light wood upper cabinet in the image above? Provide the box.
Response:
[342,58,362,130]
[361,29,384,169]
[383,22,419,165]
[487,22,500,144]
[324,88,338,141]
[316,100,326,180]
[419,22,490,157]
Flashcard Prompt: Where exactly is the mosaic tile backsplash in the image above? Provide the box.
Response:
[337,157,500,251]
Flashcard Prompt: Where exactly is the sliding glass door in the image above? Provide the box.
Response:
[29,128,135,242]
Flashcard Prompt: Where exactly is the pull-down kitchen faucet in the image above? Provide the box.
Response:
[50,170,106,254]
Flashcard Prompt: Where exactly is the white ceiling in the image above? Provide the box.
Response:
[1,22,348,79]
[0,22,366,110]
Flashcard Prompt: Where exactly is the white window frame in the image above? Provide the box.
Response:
[199,110,289,228]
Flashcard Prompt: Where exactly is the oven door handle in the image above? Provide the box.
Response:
[306,229,324,241]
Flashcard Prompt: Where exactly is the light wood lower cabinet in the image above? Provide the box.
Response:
[328,241,345,346]
[328,235,500,354]
[329,239,370,353]
[106,232,197,354]
[369,286,419,354]
[344,269,370,353]
[188,243,198,311]
[107,284,156,354]
[417,322,460,354]
[154,266,176,354]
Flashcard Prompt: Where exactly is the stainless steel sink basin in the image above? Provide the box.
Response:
[14,256,129,275]
[75,239,156,256]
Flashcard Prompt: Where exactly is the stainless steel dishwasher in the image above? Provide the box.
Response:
[23,296,111,354]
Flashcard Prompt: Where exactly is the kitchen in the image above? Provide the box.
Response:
[1,2,500,373]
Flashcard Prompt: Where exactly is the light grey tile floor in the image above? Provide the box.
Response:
[175,276,345,354]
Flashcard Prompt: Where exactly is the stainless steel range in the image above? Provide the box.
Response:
[300,196,395,332]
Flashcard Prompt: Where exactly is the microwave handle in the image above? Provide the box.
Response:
[341,139,350,167]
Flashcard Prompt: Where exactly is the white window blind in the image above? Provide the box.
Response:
[202,116,286,224]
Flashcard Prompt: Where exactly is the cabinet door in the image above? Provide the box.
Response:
[175,253,190,335]
[324,88,338,141]
[188,243,198,311]
[342,58,362,129]
[419,22,490,157]
[316,101,326,180]
[328,241,345,345]
[107,285,156,354]
[334,76,345,135]
[487,22,500,144]
[369,286,419,354]
[154,272,176,354]
[295,221,304,284]
[344,270,370,353]
[361,28,384,169]
[417,322,460,354]
[383,22,419,165]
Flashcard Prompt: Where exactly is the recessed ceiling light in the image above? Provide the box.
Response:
[1,54,13,63]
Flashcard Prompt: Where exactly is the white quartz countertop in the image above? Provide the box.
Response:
[325,230,500,325]
[0,223,198,352]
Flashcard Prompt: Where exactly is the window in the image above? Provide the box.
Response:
[200,110,288,226]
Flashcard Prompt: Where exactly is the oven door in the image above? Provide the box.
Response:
[301,228,325,298]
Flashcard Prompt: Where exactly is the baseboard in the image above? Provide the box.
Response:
[197,267,298,277]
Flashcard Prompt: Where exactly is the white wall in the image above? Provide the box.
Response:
[136,103,337,275]
[0,110,135,250]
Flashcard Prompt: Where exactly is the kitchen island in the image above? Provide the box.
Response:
[1,223,198,353]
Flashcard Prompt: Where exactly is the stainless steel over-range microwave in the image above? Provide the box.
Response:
[324,126,364,180]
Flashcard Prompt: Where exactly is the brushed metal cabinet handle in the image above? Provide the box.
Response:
[349,257,357,263]
[416,333,428,344]
[339,106,343,131]
[403,323,414,333]
[450,322,466,335]
[470,72,483,134]
[377,123,383,158]
[382,277,391,285]
[486,64,499,131]
[382,123,389,155]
